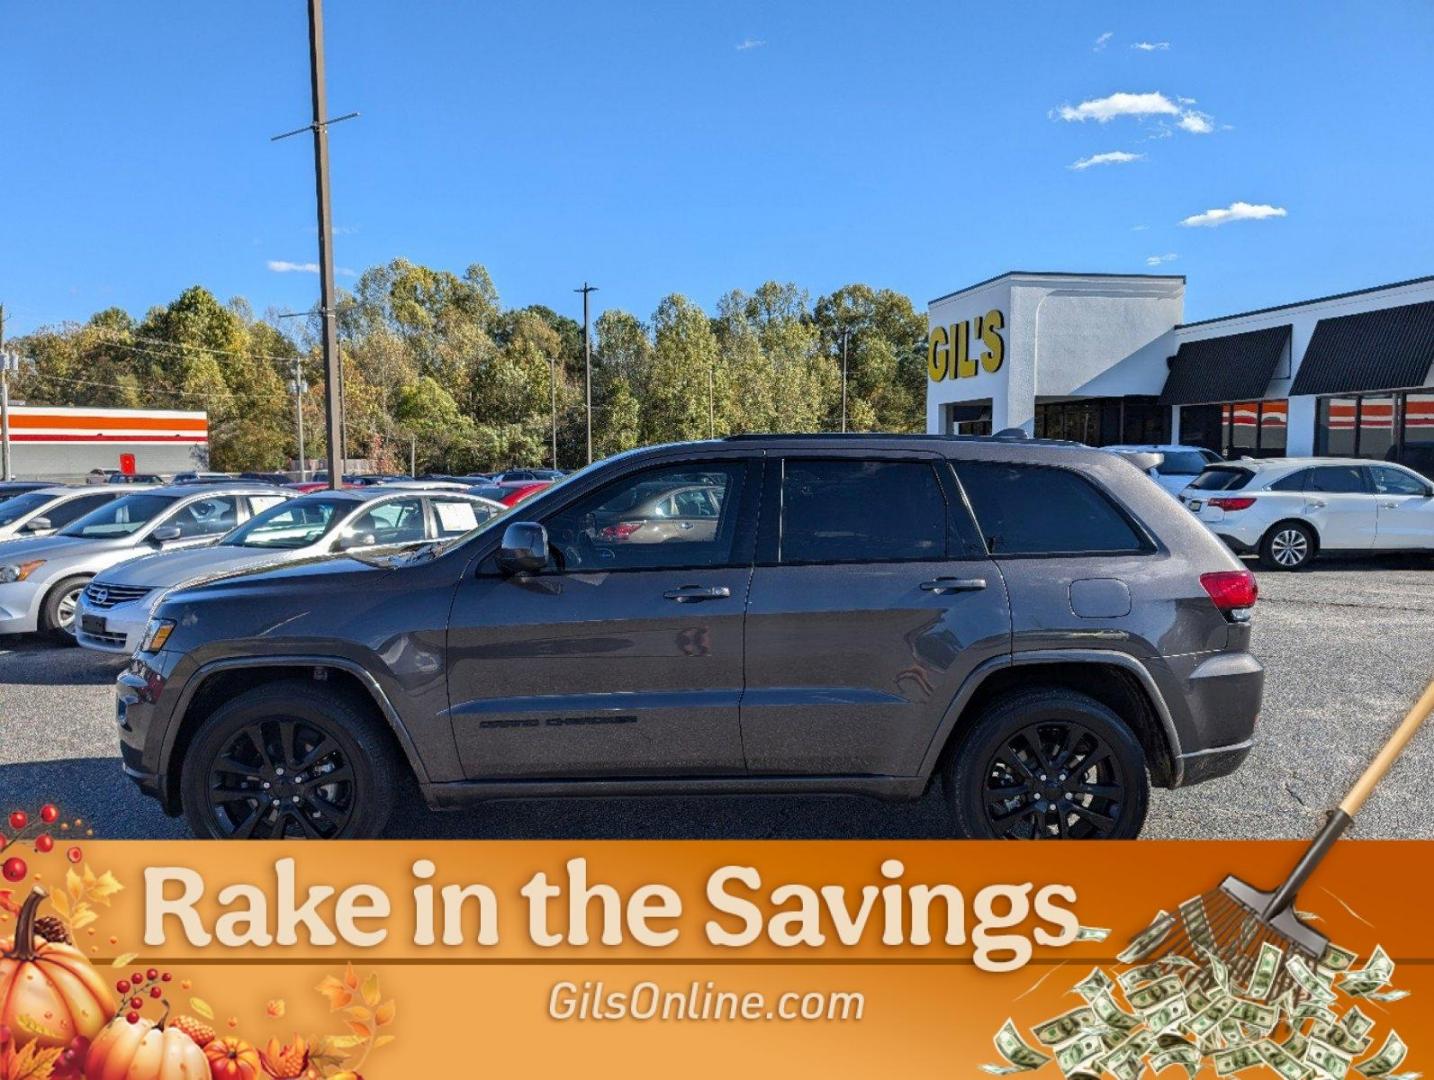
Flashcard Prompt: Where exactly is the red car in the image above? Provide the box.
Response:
[467,480,552,507]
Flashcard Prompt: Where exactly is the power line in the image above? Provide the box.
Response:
[84,328,304,365]
[20,371,228,401]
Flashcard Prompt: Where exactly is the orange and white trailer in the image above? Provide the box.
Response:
[2,405,209,482]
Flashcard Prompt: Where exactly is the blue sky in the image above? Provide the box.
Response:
[2,1,1431,336]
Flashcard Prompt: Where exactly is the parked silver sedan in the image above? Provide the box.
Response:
[0,484,289,640]
[0,486,131,543]
[74,487,505,654]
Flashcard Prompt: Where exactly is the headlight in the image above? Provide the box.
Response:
[140,618,176,653]
[0,560,45,583]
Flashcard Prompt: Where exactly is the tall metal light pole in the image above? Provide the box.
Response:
[273,0,358,491]
[549,353,559,469]
[575,282,598,464]
[840,329,850,433]
[289,357,308,480]
[0,304,12,482]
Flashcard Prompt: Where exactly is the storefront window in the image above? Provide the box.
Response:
[1317,390,1434,476]
[1179,404,1223,455]
[1227,402,1259,456]
[1259,399,1288,455]
[1358,395,1397,461]
[1181,400,1289,458]
[1402,392,1434,477]
[1317,397,1358,456]
[1033,398,1169,447]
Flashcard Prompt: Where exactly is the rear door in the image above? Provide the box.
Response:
[1302,465,1376,550]
[740,453,1010,777]
[1370,465,1434,550]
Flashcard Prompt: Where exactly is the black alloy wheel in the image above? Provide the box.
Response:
[181,681,396,840]
[945,688,1149,840]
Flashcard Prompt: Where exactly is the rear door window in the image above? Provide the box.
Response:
[953,461,1146,556]
[1308,466,1370,494]
[779,459,947,564]
[42,493,115,529]
[1267,469,1312,492]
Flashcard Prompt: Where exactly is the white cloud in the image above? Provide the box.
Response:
[267,260,319,274]
[1069,150,1145,170]
[1145,253,1178,266]
[1177,96,1197,105]
[1131,224,1150,231]
[1177,110,1215,134]
[735,38,765,50]
[1055,91,1180,123]
[1132,41,1170,51]
[1093,31,1114,51]
[1180,201,1288,227]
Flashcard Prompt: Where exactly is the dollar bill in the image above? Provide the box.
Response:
[1091,991,1142,1034]
[1186,986,1212,1015]
[1179,895,1217,952]
[1034,1007,1099,1047]
[1288,954,1339,1005]
[1074,967,1115,1002]
[1246,941,1285,1001]
[1259,1039,1313,1080]
[1284,1032,1310,1060]
[1146,997,1191,1034]
[985,1019,1054,1074]
[1307,1037,1354,1080]
[1200,945,1233,993]
[1343,1007,1375,1040]
[1363,989,1409,1003]
[1128,975,1185,1014]
[1319,943,1358,973]
[1151,1044,1200,1078]
[1076,925,1112,942]
[1355,1032,1408,1078]
[1118,911,1176,964]
[1312,1020,1373,1056]
[1214,1044,1264,1075]
[1120,962,1172,991]
[1187,997,1237,1039]
[1229,999,1279,1034]
[1340,946,1394,997]
[1057,1033,1107,1075]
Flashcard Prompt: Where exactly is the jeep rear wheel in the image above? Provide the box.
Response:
[180,681,397,839]
[944,688,1149,839]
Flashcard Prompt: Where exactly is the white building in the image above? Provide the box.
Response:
[925,272,1434,474]
[4,405,209,481]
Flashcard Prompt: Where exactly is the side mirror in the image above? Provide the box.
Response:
[151,525,183,543]
[497,522,548,574]
[23,516,51,533]
[338,531,378,551]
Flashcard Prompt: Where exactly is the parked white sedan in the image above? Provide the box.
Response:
[1178,457,1434,570]
[74,487,505,653]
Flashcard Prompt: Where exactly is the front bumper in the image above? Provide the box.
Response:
[75,597,148,653]
[115,655,180,812]
[0,580,44,635]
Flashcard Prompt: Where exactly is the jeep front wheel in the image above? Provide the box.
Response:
[180,681,397,839]
[943,688,1149,839]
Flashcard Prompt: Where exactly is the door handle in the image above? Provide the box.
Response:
[1381,501,1400,509]
[663,585,732,602]
[920,576,987,594]
[1306,499,1326,510]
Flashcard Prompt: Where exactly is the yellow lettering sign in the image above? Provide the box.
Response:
[927,325,950,381]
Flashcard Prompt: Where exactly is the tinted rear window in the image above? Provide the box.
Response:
[1308,466,1369,494]
[1268,469,1311,492]
[954,461,1146,555]
[1156,451,1211,475]
[780,459,947,563]
[1189,467,1253,491]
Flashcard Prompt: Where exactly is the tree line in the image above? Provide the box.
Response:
[11,259,928,473]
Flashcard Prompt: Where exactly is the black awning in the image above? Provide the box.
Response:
[1158,324,1291,406]
[1289,300,1434,397]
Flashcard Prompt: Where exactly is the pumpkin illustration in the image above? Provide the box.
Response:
[85,1012,208,1080]
[0,887,115,1050]
[205,1036,262,1080]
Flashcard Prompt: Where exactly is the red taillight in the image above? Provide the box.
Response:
[1200,570,1259,612]
[599,521,643,541]
[1208,496,1256,511]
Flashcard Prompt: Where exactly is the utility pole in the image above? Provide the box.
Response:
[273,0,358,491]
[708,361,715,439]
[840,329,850,434]
[409,435,416,478]
[549,353,559,469]
[289,357,308,481]
[0,305,12,482]
[575,282,597,465]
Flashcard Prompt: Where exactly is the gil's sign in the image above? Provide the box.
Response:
[928,310,1004,381]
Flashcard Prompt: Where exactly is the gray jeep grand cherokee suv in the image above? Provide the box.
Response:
[115,434,1262,840]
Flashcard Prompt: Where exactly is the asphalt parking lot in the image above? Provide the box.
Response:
[2,557,1432,841]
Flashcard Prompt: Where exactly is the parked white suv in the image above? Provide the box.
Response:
[1178,457,1434,570]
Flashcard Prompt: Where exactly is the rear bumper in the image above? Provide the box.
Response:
[1161,649,1264,787]
[1215,533,1256,555]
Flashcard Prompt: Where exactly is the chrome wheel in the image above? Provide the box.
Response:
[56,587,82,633]
[1270,528,1310,568]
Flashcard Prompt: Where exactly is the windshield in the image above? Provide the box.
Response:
[61,493,178,537]
[0,492,54,527]
[223,497,347,549]
[1189,467,1254,492]
[1157,451,1214,475]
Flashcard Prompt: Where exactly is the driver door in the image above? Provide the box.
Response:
[446,456,760,780]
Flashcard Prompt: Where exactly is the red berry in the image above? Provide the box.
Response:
[66,846,83,864]
[129,997,143,1010]
[116,980,130,994]
[161,972,172,982]
[8,812,27,831]
[131,972,143,986]
[150,986,162,999]
[146,968,159,981]
[35,834,53,853]
[1,857,26,883]
[126,1012,139,1025]
[40,805,58,824]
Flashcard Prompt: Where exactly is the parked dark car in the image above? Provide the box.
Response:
[116,434,1263,841]
[0,481,52,499]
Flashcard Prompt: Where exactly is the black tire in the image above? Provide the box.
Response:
[180,681,398,839]
[943,687,1149,840]
[1259,521,1316,571]
[40,575,90,643]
